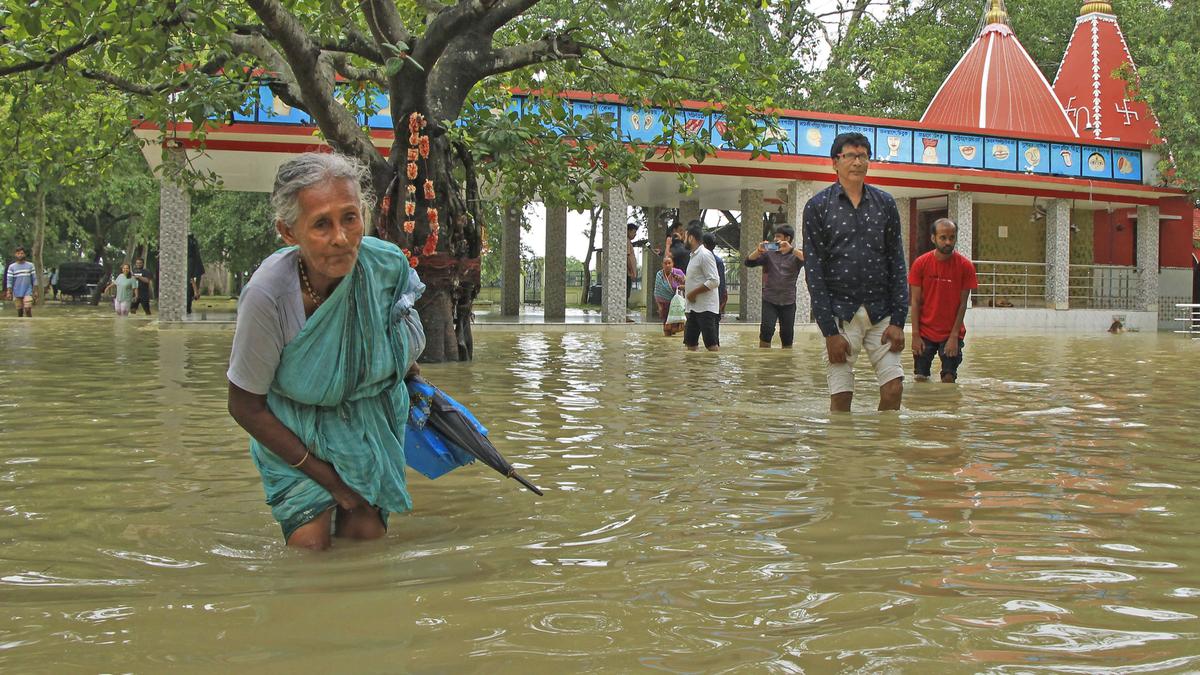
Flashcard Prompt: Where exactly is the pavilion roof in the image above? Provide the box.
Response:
[921,0,1078,139]
[1052,0,1160,145]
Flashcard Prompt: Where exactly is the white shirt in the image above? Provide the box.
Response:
[684,245,720,314]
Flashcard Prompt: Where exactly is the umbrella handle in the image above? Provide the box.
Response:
[507,469,544,496]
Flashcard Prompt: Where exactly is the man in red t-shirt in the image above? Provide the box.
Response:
[909,218,978,383]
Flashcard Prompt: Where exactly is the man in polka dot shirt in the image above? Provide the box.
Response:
[803,132,909,412]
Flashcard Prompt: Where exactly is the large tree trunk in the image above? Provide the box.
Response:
[375,110,481,363]
[32,183,46,305]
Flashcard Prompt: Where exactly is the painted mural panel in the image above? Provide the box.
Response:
[835,124,876,155]
[1050,144,1082,176]
[984,137,1017,171]
[1111,149,1141,181]
[874,128,913,164]
[794,120,837,157]
[258,85,308,125]
[672,110,709,144]
[913,131,949,165]
[1018,141,1050,173]
[1081,146,1114,180]
[365,91,393,129]
[232,87,262,122]
[950,134,984,168]
[623,107,663,143]
[711,115,795,153]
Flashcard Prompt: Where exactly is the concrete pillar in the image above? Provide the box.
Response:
[158,146,190,322]
[947,191,973,259]
[1045,198,1071,310]
[739,189,765,322]
[1136,204,1160,312]
[544,204,568,321]
[678,199,700,227]
[601,187,629,323]
[644,206,666,320]
[500,202,522,316]
[786,181,820,323]
[896,197,912,265]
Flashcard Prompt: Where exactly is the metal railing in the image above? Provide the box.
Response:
[1067,263,1141,310]
[1175,303,1200,338]
[973,260,1048,308]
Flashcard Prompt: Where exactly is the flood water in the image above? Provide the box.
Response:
[2,311,1199,672]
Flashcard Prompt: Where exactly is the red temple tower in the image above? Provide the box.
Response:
[1052,0,1160,144]
[921,0,1077,138]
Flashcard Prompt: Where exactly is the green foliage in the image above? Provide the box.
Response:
[189,191,279,279]
[1128,0,1200,194]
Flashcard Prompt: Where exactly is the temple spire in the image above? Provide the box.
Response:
[984,0,1010,26]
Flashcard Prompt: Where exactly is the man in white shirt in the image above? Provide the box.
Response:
[682,222,720,351]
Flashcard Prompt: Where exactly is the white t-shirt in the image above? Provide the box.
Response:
[684,246,720,314]
[226,249,307,395]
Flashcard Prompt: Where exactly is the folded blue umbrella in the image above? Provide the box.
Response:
[404,376,543,495]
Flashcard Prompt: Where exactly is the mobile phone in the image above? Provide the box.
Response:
[764,242,780,251]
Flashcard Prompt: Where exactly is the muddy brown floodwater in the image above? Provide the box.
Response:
[2,313,1199,672]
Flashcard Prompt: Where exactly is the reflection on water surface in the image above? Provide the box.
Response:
[2,315,1199,672]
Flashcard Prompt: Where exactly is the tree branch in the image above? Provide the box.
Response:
[414,0,451,13]
[327,52,386,86]
[316,28,386,63]
[576,42,707,85]
[475,0,542,34]
[363,0,412,48]
[245,0,379,164]
[478,33,584,77]
[0,34,104,78]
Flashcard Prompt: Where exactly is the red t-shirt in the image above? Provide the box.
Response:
[908,251,978,342]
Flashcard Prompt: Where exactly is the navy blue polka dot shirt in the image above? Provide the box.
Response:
[802,181,909,338]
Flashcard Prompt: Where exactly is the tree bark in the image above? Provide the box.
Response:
[376,110,481,363]
[32,182,46,305]
[580,207,600,304]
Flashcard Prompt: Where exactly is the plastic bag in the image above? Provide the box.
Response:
[391,269,427,369]
[666,290,686,323]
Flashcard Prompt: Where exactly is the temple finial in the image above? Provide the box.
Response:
[984,0,1009,25]
[1080,0,1114,16]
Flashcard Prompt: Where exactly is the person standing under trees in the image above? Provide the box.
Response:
[130,257,153,315]
[701,233,728,319]
[682,222,721,352]
[653,255,686,336]
[745,224,805,347]
[804,132,908,412]
[187,234,206,315]
[661,220,690,272]
[909,218,978,384]
[104,263,138,316]
[5,246,37,318]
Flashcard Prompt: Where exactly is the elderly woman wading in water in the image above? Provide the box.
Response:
[227,153,426,550]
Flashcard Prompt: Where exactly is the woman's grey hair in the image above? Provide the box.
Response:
[270,152,375,227]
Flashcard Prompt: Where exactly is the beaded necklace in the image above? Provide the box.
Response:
[297,257,324,306]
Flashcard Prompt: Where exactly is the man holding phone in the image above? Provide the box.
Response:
[745,224,805,348]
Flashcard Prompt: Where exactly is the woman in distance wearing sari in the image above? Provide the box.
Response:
[227,152,426,551]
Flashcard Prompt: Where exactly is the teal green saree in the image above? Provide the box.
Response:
[250,237,420,539]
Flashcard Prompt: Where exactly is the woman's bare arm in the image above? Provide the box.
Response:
[227,382,367,510]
